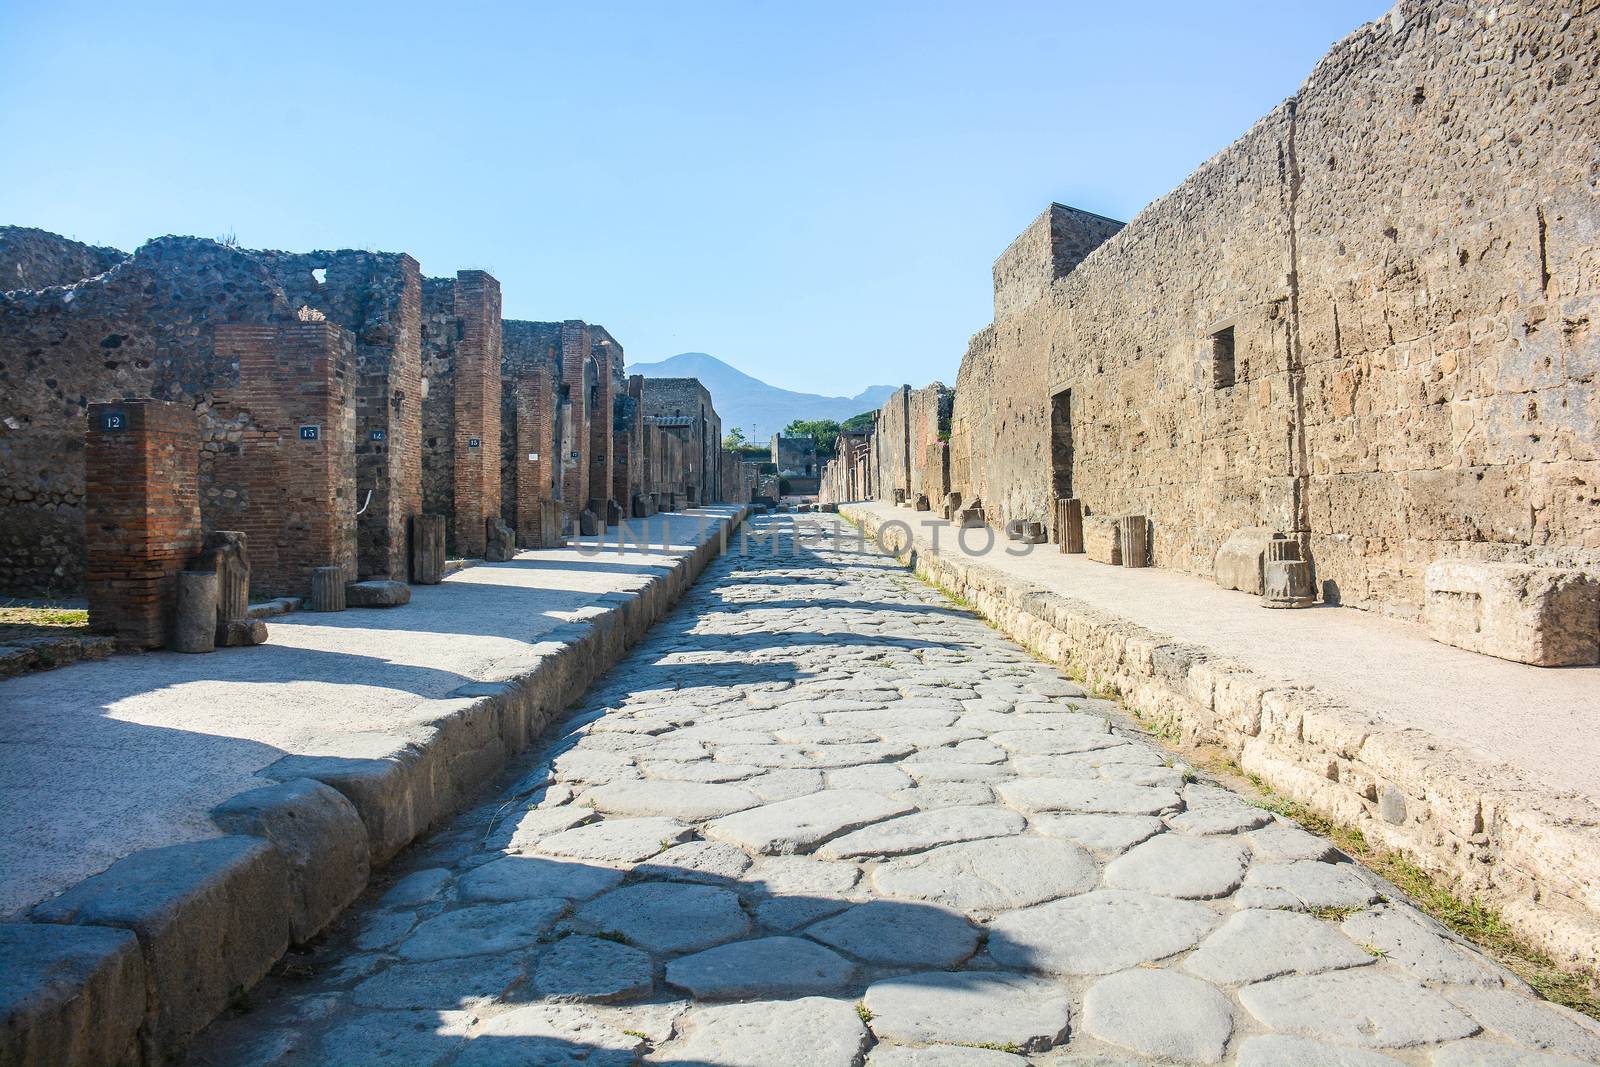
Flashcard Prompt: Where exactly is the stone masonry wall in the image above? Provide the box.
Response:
[1,227,126,292]
[872,383,951,504]
[501,321,563,548]
[642,377,723,504]
[949,0,1600,619]
[83,400,201,650]
[559,322,593,526]
[211,321,358,597]
[587,327,619,516]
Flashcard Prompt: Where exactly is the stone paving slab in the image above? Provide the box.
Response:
[183,513,1595,1067]
[847,502,1600,971]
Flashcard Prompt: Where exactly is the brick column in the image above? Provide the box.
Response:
[450,271,502,558]
[508,363,558,547]
[559,321,591,527]
[588,336,616,519]
[84,400,202,650]
[213,321,357,598]
[354,256,422,581]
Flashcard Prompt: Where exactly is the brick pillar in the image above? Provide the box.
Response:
[588,336,616,520]
[559,322,591,527]
[354,256,421,582]
[508,362,558,547]
[213,322,357,598]
[84,400,202,650]
[450,271,502,558]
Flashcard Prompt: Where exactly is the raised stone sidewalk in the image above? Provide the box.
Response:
[0,507,744,1065]
[182,512,1598,1066]
[844,502,1600,978]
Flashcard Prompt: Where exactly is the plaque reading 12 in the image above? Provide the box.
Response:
[99,410,128,432]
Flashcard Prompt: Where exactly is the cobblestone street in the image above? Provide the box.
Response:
[189,516,1600,1067]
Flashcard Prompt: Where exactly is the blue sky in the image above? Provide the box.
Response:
[2,1,1388,395]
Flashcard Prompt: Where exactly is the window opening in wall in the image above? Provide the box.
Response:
[1211,326,1236,389]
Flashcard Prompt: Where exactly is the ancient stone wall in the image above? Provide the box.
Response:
[501,321,564,546]
[82,400,201,650]
[991,205,1123,321]
[871,383,951,504]
[587,327,619,516]
[642,377,723,504]
[614,375,645,513]
[949,0,1600,620]
[210,321,359,596]
[559,322,593,525]
[1,227,126,292]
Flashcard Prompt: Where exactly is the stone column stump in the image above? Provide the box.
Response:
[1262,536,1315,608]
[311,566,347,612]
[410,514,446,584]
[173,571,218,653]
[1056,498,1084,554]
[1119,515,1150,568]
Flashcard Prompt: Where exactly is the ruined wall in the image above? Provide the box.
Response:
[421,272,503,557]
[992,205,1124,321]
[502,321,563,546]
[873,383,951,503]
[642,377,722,504]
[1,227,126,292]
[588,327,619,515]
[211,321,359,596]
[950,0,1600,619]
[614,375,646,512]
[559,322,593,525]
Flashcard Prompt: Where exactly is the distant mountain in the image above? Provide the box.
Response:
[627,352,896,443]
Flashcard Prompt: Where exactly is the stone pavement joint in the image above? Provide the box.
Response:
[186,514,1598,1066]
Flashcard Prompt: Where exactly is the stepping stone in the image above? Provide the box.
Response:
[867,1047,1028,1066]
[755,895,851,931]
[1245,822,1337,862]
[805,900,979,967]
[745,768,827,801]
[576,882,749,954]
[458,856,624,902]
[1430,1040,1596,1066]
[1441,985,1600,1060]
[396,899,566,961]
[1104,834,1250,899]
[988,890,1219,975]
[456,1004,644,1067]
[1030,813,1164,854]
[996,779,1180,816]
[1238,971,1479,1047]
[827,764,916,792]
[892,781,994,808]
[536,816,693,863]
[872,836,1097,917]
[634,841,752,884]
[1236,861,1380,911]
[311,1008,471,1066]
[1235,1035,1407,1066]
[988,729,1120,756]
[666,936,855,998]
[533,935,652,1002]
[817,805,1025,859]
[863,970,1070,1052]
[705,789,914,854]
[639,760,763,783]
[1184,909,1374,984]
[1340,907,1515,987]
[746,855,862,896]
[380,867,453,907]
[1084,968,1233,1064]
[664,997,868,1067]
[352,952,527,1009]
[585,780,764,825]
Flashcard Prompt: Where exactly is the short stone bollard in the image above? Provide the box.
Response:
[943,492,962,520]
[913,494,931,512]
[1262,536,1315,608]
[1056,498,1084,554]
[579,509,601,536]
[173,571,218,653]
[1022,521,1047,544]
[1118,515,1150,568]
[410,514,446,584]
[311,566,347,612]
[485,517,516,563]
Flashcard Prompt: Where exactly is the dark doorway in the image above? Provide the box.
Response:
[1050,388,1073,499]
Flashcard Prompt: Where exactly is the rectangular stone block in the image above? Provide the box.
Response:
[1423,561,1599,666]
[0,922,144,1067]
[31,836,292,1061]
[1214,526,1281,594]
[210,778,370,944]
[1084,516,1122,565]
[410,513,446,584]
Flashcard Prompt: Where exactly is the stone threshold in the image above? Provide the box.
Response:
[0,631,115,679]
[0,507,749,1067]
[843,504,1600,981]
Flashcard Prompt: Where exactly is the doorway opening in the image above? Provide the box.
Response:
[1050,388,1073,500]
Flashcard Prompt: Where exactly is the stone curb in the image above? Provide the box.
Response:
[1,508,747,1067]
[845,505,1600,979]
